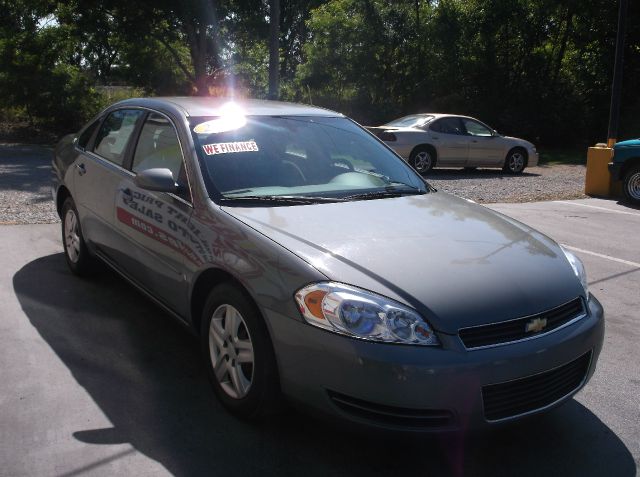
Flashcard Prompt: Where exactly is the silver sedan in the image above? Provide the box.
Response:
[52,98,601,432]
[368,113,539,174]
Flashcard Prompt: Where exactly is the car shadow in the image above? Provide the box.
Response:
[615,199,640,211]
[423,169,541,180]
[13,253,636,477]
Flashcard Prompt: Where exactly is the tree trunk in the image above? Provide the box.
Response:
[551,4,574,91]
[268,0,280,100]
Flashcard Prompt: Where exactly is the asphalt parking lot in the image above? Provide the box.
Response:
[0,196,638,477]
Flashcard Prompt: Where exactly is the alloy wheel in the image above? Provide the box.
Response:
[508,152,525,173]
[208,304,254,399]
[64,209,81,263]
[413,151,432,173]
[626,171,640,200]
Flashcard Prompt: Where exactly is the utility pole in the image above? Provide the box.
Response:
[585,0,629,198]
[607,0,628,147]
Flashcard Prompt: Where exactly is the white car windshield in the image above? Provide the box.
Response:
[384,115,434,128]
[191,116,428,204]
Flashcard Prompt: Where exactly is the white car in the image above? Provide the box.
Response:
[368,114,539,174]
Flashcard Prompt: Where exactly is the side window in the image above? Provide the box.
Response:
[430,120,444,133]
[132,113,190,200]
[77,119,100,150]
[430,117,463,135]
[93,109,144,166]
[463,118,493,137]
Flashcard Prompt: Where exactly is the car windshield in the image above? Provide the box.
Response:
[191,115,428,205]
[384,115,434,128]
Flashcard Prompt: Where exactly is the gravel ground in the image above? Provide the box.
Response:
[0,144,59,224]
[425,164,587,203]
[0,143,587,224]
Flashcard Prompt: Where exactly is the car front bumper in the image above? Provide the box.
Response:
[264,295,604,432]
[528,150,540,167]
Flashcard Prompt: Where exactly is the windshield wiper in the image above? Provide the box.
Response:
[221,195,345,205]
[343,186,426,201]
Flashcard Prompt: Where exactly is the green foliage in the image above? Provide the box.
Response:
[538,149,587,166]
[0,0,638,146]
[296,0,640,146]
[0,6,100,132]
[294,0,425,123]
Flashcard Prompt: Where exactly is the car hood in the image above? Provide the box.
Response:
[222,193,583,334]
[614,138,640,148]
[503,136,535,149]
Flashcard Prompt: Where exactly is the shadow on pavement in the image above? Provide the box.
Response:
[423,169,540,180]
[0,144,53,195]
[13,253,636,477]
[615,199,640,211]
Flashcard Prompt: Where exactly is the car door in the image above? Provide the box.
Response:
[462,118,505,166]
[113,111,194,317]
[428,117,469,167]
[73,108,146,262]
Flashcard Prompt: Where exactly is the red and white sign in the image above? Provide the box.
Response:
[202,140,259,155]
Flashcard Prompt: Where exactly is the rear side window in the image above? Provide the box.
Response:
[93,109,144,166]
[77,119,100,150]
[430,117,464,135]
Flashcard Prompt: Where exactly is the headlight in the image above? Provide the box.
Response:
[294,282,439,346]
[560,246,589,298]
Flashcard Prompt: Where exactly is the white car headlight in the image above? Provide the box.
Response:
[560,246,589,298]
[295,282,439,346]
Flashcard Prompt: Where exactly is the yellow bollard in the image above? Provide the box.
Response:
[585,145,614,197]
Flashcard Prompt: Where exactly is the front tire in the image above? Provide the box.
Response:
[200,283,280,419]
[410,146,435,174]
[503,148,527,174]
[623,165,640,206]
[61,197,95,276]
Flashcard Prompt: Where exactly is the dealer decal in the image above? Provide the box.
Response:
[202,140,259,155]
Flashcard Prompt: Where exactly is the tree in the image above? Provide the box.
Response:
[268,0,280,99]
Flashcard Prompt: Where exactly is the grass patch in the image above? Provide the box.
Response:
[538,149,587,165]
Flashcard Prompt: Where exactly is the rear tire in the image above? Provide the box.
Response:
[200,283,280,420]
[61,197,95,276]
[410,146,435,174]
[503,148,527,174]
[623,165,640,206]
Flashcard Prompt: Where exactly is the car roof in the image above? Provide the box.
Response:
[114,97,343,118]
[384,113,465,124]
[382,113,483,127]
[399,113,469,119]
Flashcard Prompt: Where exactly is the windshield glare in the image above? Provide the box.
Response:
[191,116,427,203]
[384,115,434,128]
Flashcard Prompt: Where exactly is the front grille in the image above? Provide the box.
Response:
[482,351,592,421]
[459,297,585,349]
[328,391,455,428]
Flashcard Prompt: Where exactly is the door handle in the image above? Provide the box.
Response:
[119,187,132,196]
[75,163,86,176]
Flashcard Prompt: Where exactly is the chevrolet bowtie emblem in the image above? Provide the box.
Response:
[525,317,548,333]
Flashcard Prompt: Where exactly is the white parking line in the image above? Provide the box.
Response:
[562,244,640,269]
[555,201,640,217]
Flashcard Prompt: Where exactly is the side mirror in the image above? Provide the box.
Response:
[134,168,179,193]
